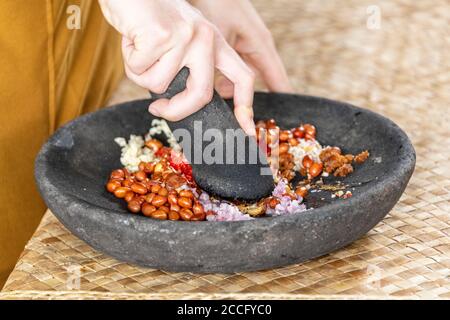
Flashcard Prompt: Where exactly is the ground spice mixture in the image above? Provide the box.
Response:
[106,119,369,221]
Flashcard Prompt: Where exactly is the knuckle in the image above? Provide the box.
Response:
[179,24,195,45]
[195,22,215,40]
[148,80,169,94]
[153,27,172,44]
[143,72,173,94]
[196,86,214,105]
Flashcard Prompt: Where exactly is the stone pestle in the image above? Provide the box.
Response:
[150,67,274,201]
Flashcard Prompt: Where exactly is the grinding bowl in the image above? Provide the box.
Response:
[35,93,415,273]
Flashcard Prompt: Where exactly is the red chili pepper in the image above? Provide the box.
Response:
[155,147,171,158]
[168,152,193,182]
[169,158,180,171]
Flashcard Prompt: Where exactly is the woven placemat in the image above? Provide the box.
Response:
[2,0,449,300]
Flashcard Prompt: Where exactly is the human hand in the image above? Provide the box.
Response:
[191,0,292,98]
[99,0,256,135]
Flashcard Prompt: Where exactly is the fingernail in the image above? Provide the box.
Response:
[148,105,160,117]
[245,120,256,137]
[239,106,255,136]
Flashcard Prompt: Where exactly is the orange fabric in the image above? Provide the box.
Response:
[0,0,123,288]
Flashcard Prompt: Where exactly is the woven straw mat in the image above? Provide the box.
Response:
[1,0,449,300]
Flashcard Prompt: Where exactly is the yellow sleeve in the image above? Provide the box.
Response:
[0,0,123,287]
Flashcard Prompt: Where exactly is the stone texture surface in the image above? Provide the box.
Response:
[151,67,274,201]
[34,93,415,273]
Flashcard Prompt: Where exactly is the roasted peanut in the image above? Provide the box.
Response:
[295,186,308,198]
[135,196,146,205]
[192,202,204,215]
[145,193,155,204]
[141,203,157,217]
[179,190,194,199]
[135,170,147,182]
[265,119,277,129]
[168,211,180,221]
[145,139,163,151]
[293,128,305,139]
[288,138,299,146]
[123,168,131,179]
[309,162,323,178]
[113,187,130,198]
[158,187,168,197]
[302,155,313,168]
[151,195,168,207]
[168,194,178,206]
[122,178,133,187]
[191,213,206,221]
[159,205,170,213]
[150,184,161,194]
[151,209,168,220]
[106,180,121,193]
[279,143,289,155]
[279,130,290,142]
[165,173,186,189]
[110,169,125,180]
[303,124,316,136]
[124,191,135,202]
[178,197,193,209]
[127,200,141,213]
[179,208,194,221]
[131,182,147,195]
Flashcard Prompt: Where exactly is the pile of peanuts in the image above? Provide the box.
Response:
[108,119,369,221]
[256,119,324,181]
[256,118,368,182]
[106,141,209,221]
